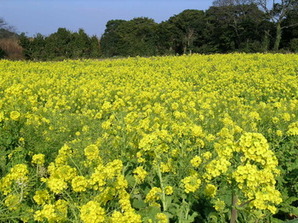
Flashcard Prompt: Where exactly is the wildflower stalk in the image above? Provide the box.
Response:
[230,192,238,223]
[156,165,167,212]
[63,190,80,221]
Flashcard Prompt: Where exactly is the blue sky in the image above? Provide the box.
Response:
[0,0,214,37]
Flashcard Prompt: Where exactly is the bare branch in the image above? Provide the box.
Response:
[281,22,298,29]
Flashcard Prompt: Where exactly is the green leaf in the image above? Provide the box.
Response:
[282,219,298,223]
[291,207,298,215]
[132,199,147,210]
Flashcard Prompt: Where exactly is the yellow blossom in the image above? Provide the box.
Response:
[133,166,147,182]
[47,178,68,194]
[214,199,226,212]
[190,155,202,168]
[72,176,88,192]
[164,186,173,195]
[205,184,217,197]
[33,190,50,205]
[84,144,99,161]
[10,111,21,120]
[181,175,201,193]
[80,201,105,223]
[32,154,45,165]
[156,213,169,223]
[4,194,21,210]
[145,187,162,203]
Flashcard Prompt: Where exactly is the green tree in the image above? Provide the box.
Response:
[100,20,128,57]
[165,10,206,54]
[253,0,298,50]
[101,18,158,57]
[44,28,73,60]
[69,28,91,58]
[20,28,100,60]
[155,21,177,55]
[89,36,101,58]
[32,33,47,60]
[118,17,158,56]
[19,33,32,60]
[280,4,298,49]
[206,4,266,52]
[19,33,46,60]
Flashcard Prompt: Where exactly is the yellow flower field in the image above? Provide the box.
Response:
[0,54,298,222]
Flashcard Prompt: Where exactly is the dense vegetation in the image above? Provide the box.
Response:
[1,1,298,60]
[0,54,298,222]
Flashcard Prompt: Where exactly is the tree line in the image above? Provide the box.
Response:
[1,0,298,60]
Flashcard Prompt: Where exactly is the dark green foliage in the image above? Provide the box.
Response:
[19,28,101,61]
[205,4,266,53]
[13,1,298,60]
[101,17,158,57]
[166,10,207,55]
[290,38,298,52]
[99,3,297,57]
[0,47,6,59]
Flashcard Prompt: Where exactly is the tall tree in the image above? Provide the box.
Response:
[155,21,178,55]
[101,18,158,57]
[19,28,101,60]
[45,28,73,59]
[69,28,90,58]
[166,10,206,54]
[252,0,298,50]
[118,17,158,56]
[89,36,101,58]
[280,3,298,49]
[206,4,265,52]
[100,20,127,57]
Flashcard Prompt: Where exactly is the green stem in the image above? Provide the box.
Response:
[230,193,238,223]
[63,190,79,221]
[68,155,83,176]
[156,165,167,211]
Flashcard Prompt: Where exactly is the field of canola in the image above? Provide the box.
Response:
[0,54,298,223]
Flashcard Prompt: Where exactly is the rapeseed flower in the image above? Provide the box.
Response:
[10,111,21,120]
[72,176,88,192]
[47,178,68,194]
[204,184,217,197]
[32,154,45,165]
[164,186,173,195]
[33,190,51,205]
[133,166,147,182]
[1,54,297,222]
[84,144,99,161]
[287,121,298,136]
[4,194,21,210]
[80,201,105,223]
[213,199,226,212]
[181,175,201,193]
[190,155,202,168]
[156,213,169,223]
[145,187,162,203]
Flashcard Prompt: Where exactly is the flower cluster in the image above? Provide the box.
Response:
[0,54,297,222]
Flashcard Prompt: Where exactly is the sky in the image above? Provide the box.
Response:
[0,0,214,37]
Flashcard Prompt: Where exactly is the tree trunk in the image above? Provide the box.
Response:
[262,30,270,52]
[183,45,187,54]
[273,22,282,51]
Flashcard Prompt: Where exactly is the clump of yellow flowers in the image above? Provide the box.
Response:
[0,53,297,222]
